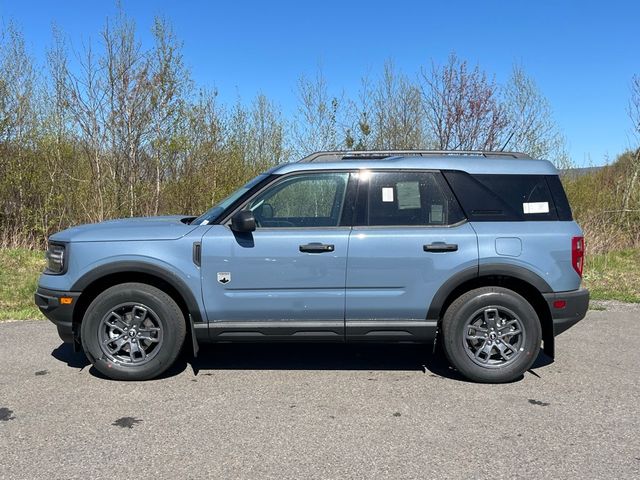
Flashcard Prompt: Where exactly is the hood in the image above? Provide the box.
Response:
[49,215,200,243]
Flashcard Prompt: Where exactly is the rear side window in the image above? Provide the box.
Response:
[365,171,465,226]
[442,171,569,221]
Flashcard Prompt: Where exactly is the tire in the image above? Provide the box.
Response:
[80,282,186,381]
[441,286,541,383]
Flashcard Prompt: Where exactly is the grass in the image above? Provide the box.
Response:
[0,247,638,321]
[583,249,640,303]
[0,248,45,320]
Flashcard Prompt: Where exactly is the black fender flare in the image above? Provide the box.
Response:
[71,260,204,324]
[426,263,552,321]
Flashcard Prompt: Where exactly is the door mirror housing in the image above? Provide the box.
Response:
[231,210,256,232]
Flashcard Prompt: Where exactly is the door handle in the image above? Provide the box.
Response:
[299,243,335,253]
[423,242,458,253]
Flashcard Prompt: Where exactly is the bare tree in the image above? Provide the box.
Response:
[0,23,38,243]
[345,74,373,150]
[629,75,640,141]
[247,93,285,165]
[61,37,110,221]
[419,53,507,151]
[370,61,424,149]
[102,11,154,216]
[148,17,190,215]
[622,74,640,213]
[291,68,341,156]
[501,64,569,167]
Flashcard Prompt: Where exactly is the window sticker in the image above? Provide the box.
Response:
[430,204,444,223]
[382,187,394,202]
[397,181,421,209]
[523,202,549,214]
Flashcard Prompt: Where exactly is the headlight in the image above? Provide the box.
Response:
[45,243,66,274]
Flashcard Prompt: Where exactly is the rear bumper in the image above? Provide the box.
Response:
[34,287,81,343]
[544,288,590,336]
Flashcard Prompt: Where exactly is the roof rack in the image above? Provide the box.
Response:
[299,150,532,162]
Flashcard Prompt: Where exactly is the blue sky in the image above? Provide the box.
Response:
[1,0,638,166]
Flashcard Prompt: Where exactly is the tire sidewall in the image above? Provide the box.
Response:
[81,284,185,381]
[443,288,541,383]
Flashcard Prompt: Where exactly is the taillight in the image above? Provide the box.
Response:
[572,236,585,277]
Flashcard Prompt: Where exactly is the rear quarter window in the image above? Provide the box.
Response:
[443,171,571,221]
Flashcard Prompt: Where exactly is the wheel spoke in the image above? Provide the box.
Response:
[137,328,160,343]
[498,319,519,333]
[482,342,494,359]
[474,340,493,363]
[130,306,148,328]
[466,324,488,341]
[128,340,146,362]
[496,341,517,360]
[469,324,488,333]
[483,309,499,329]
[103,333,125,345]
[466,332,487,341]
[104,336,127,354]
[502,329,522,338]
[103,312,129,332]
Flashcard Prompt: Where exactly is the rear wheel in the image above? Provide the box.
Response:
[80,283,186,381]
[441,287,541,383]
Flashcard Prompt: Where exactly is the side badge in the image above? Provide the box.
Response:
[217,272,231,284]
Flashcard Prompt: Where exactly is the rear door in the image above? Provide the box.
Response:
[200,171,355,340]
[345,170,478,341]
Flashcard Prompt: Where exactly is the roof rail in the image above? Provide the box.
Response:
[299,150,532,162]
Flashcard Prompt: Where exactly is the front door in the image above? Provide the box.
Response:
[345,170,478,341]
[200,171,353,340]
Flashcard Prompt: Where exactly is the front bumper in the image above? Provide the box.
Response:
[35,287,81,344]
[543,288,590,336]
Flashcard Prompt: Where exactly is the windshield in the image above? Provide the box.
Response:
[193,174,269,225]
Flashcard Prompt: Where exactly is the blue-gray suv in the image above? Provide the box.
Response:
[35,150,589,383]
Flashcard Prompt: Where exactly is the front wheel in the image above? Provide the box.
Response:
[80,283,186,381]
[441,287,542,383]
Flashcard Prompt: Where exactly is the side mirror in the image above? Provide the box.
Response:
[231,210,256,233]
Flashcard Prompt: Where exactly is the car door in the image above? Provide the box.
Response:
[200,171,354,340]
[345,170,478,341]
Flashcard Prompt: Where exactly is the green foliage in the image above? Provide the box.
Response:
[563,152,640,253]
[0,18,287,247]
[583,249,640,303]
[0,249,44,320]
[0,11,634,253]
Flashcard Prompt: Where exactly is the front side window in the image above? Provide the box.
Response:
[245,172,349,228]
[366,171,465,226]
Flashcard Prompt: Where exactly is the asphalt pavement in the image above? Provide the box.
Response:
[1,304,639,479]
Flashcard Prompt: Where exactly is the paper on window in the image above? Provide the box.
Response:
[397,182,421,209]
[430,204,443,223]
[382,187,394,202]
[523,202,549,214]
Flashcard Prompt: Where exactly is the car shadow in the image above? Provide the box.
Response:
[51,343,91,370]
[188,343,466,380]
[50,342,553,383]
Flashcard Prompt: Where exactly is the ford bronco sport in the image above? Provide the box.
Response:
[35,150,589,383]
